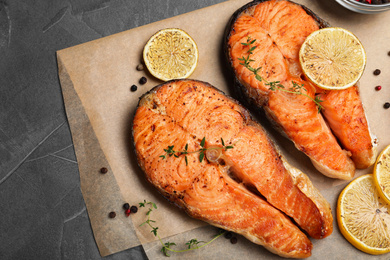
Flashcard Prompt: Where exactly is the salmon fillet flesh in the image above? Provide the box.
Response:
[133,79,333,258]
[225,0,376,180]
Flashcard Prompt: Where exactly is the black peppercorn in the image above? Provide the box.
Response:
[100,167,108,174]
[109,211,116,218]
[373,69,381,76]
[230,237,238,244]
[139,76,147,85]
[123,203,130,210]
[130,85,137,92]
[384,102,390,109]
[130,205,138,213]
[224,232,233,239]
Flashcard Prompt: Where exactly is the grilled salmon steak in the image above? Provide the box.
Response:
[133,79,333,258]
[225,0,376,180]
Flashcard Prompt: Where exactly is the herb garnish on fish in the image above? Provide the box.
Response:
[160,137,238,165]
[238,36,324,112]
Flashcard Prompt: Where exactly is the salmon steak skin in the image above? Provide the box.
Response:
[132,79,333,258]
[224,0,377,180]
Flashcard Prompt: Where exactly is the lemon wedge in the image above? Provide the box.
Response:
[299,27,366,90]
[374,145,390,205]
[337,174,390,255]
[143,28,199,81]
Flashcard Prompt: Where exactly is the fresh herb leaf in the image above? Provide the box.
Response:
[199,152,205,163]
[151,227,159,236]
[239,36,324,112]
[186,238,204,249]
[200,137,206,147]
[139,201,226,257]
[160,137,239,165]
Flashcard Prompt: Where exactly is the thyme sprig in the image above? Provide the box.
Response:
[238,36,323,112]
[159,137,237,165]
[139,200,225,257]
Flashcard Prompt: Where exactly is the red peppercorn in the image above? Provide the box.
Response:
[125,208,131,217]
[375,86,382,91]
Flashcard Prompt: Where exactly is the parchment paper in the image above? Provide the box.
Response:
[57,0,390,258]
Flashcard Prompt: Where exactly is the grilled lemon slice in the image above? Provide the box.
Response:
[374,145,390,205]
[143,28,198,81]
[299,27,366,90]
[337,174,390,255]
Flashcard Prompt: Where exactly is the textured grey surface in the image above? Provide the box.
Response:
[0,0,227,259]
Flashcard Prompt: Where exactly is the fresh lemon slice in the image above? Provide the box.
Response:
[374,145,390,205]
[337,174,390,255]
[143,28,198,81]
[299,27,366,90]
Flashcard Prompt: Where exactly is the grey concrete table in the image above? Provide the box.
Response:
[0,1,226,259]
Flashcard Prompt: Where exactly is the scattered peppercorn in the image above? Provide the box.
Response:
[373,69,381,76]
[123,203,130,210]
[139,76,147,85]
[130,84,138,92]
[125,208,131,217]
[357,0,389,3]
[375,86,382,91]
[388,51,390,56]
[230,237,238,244]
[224,232,233,239]
[136,64,144,71]
[100,167,108,174]
[384,102,390,109]
[130,205,138,213]
[109,211,116,218]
